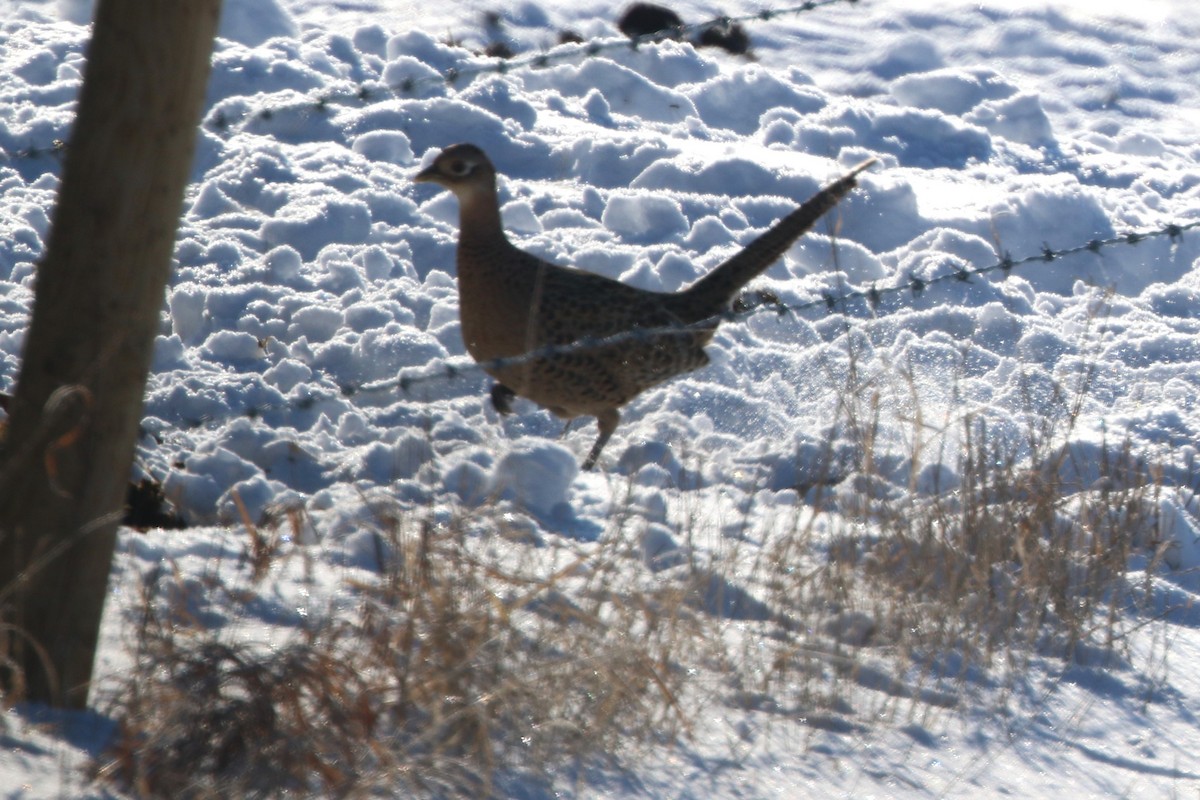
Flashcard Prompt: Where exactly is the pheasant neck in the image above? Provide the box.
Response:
[455,183,507,253]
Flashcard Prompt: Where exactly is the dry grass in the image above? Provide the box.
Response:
[97,504,710,797]
[94,299,1171,797]
[731,299,1167,730]
[97,414,1165,797]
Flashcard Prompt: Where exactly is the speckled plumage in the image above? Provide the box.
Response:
[416,143,873,469]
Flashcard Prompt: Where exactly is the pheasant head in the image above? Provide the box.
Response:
[415,142,507,243]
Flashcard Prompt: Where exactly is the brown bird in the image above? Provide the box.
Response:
[416,143,873,469]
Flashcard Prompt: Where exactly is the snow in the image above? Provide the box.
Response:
[1,0,1200,796]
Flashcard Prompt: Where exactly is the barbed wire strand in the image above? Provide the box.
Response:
[0,0,859,160]
[143,217,1199,438]
[215,0,860,134]
[377,219,1200,391]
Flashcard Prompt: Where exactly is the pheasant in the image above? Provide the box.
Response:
[415,143,873,469]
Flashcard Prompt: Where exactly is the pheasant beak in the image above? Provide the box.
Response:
[414,163,441,184]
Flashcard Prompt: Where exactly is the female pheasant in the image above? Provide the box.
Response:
[416,143,872,469]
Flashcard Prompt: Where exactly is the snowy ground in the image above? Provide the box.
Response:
[2,0,1200,796]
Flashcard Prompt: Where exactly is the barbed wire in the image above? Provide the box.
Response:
[795,220,1200,314]
[368,219,1200,390]
[140,217,1199,441]
[213,0,859,135]
[0,0,860,163]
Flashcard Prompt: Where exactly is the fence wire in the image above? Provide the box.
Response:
[210,0,859,135]
[0,0,859,162]
[350,218,1200,392]
[146,217,1199,435]
[225,0,859,125]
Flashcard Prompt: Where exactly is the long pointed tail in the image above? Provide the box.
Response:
[674,158,876,322]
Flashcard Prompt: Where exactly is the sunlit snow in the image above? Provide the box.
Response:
[1,0,1199,796]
